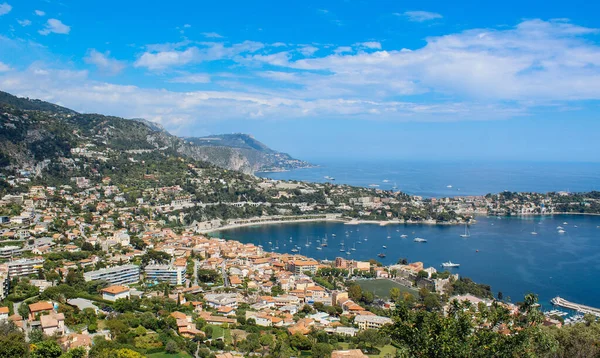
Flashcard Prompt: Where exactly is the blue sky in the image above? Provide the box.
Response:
[1,0,600,161]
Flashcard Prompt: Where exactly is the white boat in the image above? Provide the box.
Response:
[563,222,568,225]
[291,248,298,253]
[351,243,356,251]
[556,226,563,230]
[368,184,379,187]
[414,238,427,243]
[447,185,453,188]
[316,247,322,250]
[386,235,391,239]
[382,179,390,183]
[400,234,408,238]
[442,261,460,268]
[460,223,470,238]
[324,176,335,180]
[558,229,566,234]
[382,245,387,249]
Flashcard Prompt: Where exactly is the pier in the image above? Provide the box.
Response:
[551,296,600,317]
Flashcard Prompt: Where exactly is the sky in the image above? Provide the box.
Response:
[0,0,600,162]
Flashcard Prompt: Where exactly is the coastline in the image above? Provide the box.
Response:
[202,212,600,234]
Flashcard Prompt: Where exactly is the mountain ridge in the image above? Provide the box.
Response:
[0,90,310,173]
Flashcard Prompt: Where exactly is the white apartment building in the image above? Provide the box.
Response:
[354,315,393,330]
[144,264,186,286]
[84,264,140,285]
[7,258,45,277]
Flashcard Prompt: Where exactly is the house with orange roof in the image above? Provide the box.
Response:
[28,301,55,321]
[217,306,236,316]
[40,312,65,336]
[287,317,314,335]
[100,285,130,301]
[0,306,9,321]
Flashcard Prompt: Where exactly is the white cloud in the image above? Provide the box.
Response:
[135,41,264,70]
[0,61,11,72]
[0,2,11,16]
[39,19,71,35]
[169,73,211,83]
[202,32,223,38]
[134,48,198,70]
[34,10,45,16]
[355,41,382,49]
[402,11,443,22]
[18,19,32,27]
[298,45,318,56]
[84,49,126,75]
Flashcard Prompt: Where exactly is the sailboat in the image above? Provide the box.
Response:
[351,242,356,251]
[321,235,328,247]
[460,223,470,238]
[305,237,310,247]
[531,224,538,235]
[339,241,345,252]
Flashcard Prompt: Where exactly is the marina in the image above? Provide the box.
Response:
[551,296,600,317]
[216,214,600,309]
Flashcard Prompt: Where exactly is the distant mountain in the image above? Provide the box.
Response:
[0,90,310,173]
[184,134,311,173]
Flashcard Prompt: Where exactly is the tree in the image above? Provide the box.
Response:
[357,329,388,349]
[312,342,333,358]
[29,328,45,343]
[31,340,62,358]
[497,291,503,301]
[390,287,401,302]
[348,284,362,301]
[165,341,179,354]
[0,321,28,358]
[417,270,429,279]
[18,303,30,320]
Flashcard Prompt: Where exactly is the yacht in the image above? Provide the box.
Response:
[321,235,328,247]
[331,233,336,237]
[316,247,322,250]
[414,238,427,243]
[556,226,564,230]
[377,253,386,258]
[324,176,335,181]
[442,261,460,268]
[400,234,408,238]
[291,248,299,253]
[386,235,391,239]
[447,185,453,188]
[351,243,356,251]
[563,222,568,225]
[558,229,566,234]
[368,184,380,187]
[460,223,470,238]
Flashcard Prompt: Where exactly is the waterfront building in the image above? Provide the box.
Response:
[7,258,44,277]
[83,264,140,285]
[288,259,319,275]
[144,264,186,286]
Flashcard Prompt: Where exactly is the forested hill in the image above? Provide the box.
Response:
[0,91,310,173]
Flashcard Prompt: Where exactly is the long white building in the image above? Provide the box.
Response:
[84,264,140,285]
[7,258,44,277]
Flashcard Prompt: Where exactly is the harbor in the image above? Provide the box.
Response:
[551,296,600,317]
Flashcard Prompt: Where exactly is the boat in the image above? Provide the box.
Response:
[351,243,356,251]
[316,247,322,250]
[305,237,310,247]
[386,235,391,239]
[382,245,387,249]
[346,251,351,255]
[558,229,566,234]
[392,183,398,190]
[400,234,408,238]
[291,248,299,253]
[377,253,386,258]
[442,261,460,268]
[382,179,390,183]
[556,226,563,230]
[414,238,427,243]
[324,176,335,181]
[563,222,568,225]
[531,225,538,235]
[331,234,336,237]
[368,184,379,187]
[460,223,470,238]
[447,185,453,188]
[321,235,328,247]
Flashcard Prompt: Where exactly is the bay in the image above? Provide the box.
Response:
[257,160,600,198]
[215,214,600,309]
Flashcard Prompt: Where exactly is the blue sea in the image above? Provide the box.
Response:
[257,160,600,198]
[217,215,600,309]
[236,160,600,308]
